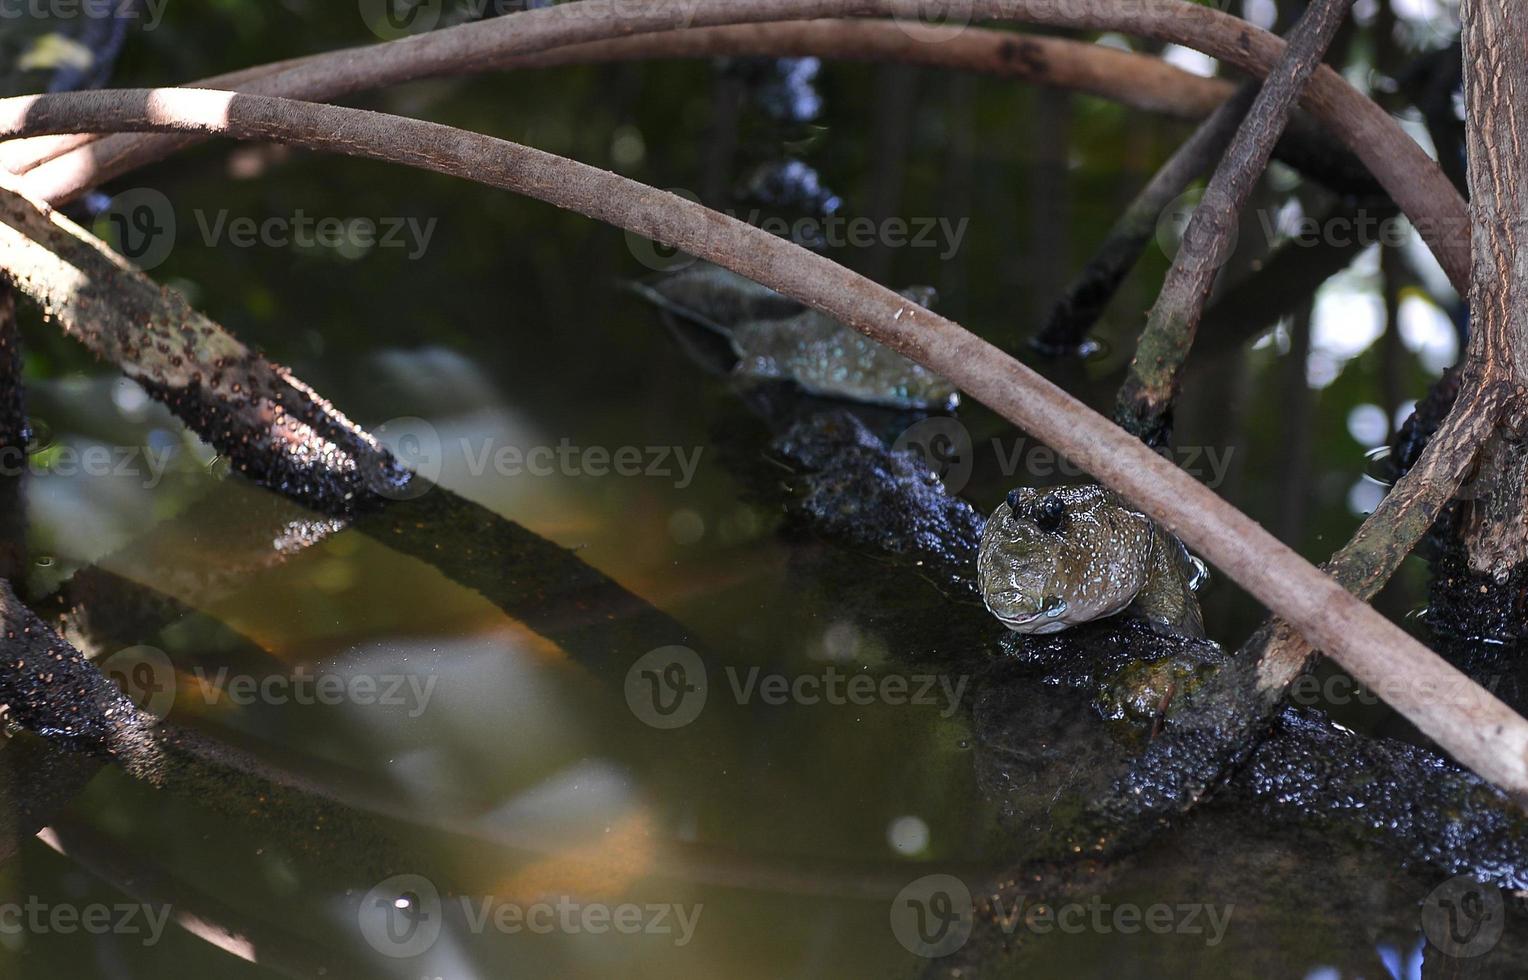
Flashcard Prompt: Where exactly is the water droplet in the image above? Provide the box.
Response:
[1029,336,1112,361]
[1187,556,1211,592]
[1362,445,1396,488]
[886,815,930,856]
[34,557,53,568]
[24,419,52,455]
[1077,337,1112,361]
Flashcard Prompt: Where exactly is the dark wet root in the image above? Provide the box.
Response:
[140,377,411,517]
[0,579,143,747]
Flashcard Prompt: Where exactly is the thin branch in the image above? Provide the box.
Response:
[1,88,1522,799]
[1079,0,1528,831]
[1191,197,1399,363]
[0,23,1376,197]
[1,0,1470,291]
[0,172,401,516]
[0,170,706,674]
[1115,0,1356,445]
[0,281,23,583]
[1031,83,1256,356]
[40,817,358,979]
[0,24,1235,174]
[1439,0,1528,613]
[1089,386,1509,830]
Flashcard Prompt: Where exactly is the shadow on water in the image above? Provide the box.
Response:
[0,4,1522,977]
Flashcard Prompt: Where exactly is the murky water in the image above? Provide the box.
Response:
[1,3,1523,978]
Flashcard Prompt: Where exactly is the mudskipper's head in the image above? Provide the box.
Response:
[976,485,1154,633]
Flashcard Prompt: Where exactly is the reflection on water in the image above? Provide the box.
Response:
[2,3,1521,977]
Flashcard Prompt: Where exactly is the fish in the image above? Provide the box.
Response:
[628,262,960,411]
[977,485,1207,637]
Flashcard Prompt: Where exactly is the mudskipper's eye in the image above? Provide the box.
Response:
[1033,494,1066,532]
[1005,488,1024,511]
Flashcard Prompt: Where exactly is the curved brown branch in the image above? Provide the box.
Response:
[1115,0,1354,445]
[0,23,1230,175]
[0,22,1373,196]
[1085,0,1528,831]
[1450,0,1528,579]
[40,817,356,978]
[0,87,1521,798]
[1031,83,1256,356]
[1191,197,1399,363]
[0,173,704,677]
[0,171,400,516]
[1,0,1469,290]
[1089,384,1509,831]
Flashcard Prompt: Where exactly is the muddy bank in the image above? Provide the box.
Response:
[766,408,1528,888]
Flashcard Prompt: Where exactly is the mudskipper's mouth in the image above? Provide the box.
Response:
[986,592,1070,629]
